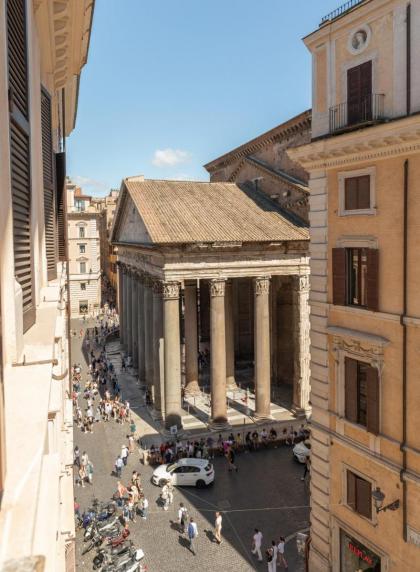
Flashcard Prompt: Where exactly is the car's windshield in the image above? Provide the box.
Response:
[166,463,177,472]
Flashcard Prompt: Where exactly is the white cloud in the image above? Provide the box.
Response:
[71,175,109,196]
[152,148,191,167]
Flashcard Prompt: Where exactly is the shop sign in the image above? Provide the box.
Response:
[347,541,374,565]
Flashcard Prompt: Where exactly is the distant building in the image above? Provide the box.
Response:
[94,189,119,291]
[66,181,102,317]
[0,0,94,570]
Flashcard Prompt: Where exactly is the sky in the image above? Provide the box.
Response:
[67,0,341,196]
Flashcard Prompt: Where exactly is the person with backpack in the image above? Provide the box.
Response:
[178,502,188,533]
[187,518,198,555]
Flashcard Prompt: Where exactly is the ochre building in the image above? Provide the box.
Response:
[289,0,420,570]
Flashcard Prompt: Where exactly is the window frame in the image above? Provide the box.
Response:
[338,167,376,216]
[343,467,375,523]
[79,243,86,254]
[80,282,86,291]
[346,247,368,308]
[79,226,86,238]
[79,261,86,274]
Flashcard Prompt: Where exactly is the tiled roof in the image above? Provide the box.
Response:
[122,178,308,245]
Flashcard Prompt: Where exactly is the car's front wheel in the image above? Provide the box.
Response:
[158,478,167,487]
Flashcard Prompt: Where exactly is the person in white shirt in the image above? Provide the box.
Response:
[178,502,188,533]
[277,537,288,569]
[267,540,277,572]
[252,528,263,561]
[214,511,223,544]
[121,444,129,466]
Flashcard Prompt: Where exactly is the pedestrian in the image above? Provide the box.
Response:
[252,528,263,561]
[226,447,238,472]
[121,444,129,465]
[266,543,275,572]
[128,434,135,454]
[301,456,310,481]
[129,418,136,437]
[214,511,223,544]
[74,446,80,468]
[167,481,174,505]
[277,537,288,569]
[78,465,86,488]
[115,455,123,478]
[161,481,170,511]
[87,460,94,484]
[140,496,149,520]
[81,451,89,469]
[178,503,188,533]
[187,518,198,555]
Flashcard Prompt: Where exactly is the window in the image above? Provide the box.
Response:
[79,300,88,314]
[332,247,378,311]
[79,244,86,254]
[80,262,86,273]
[346,470,372,519]
[347,61,372,126]
[75,199,85,212]
[79,226,85,238]
[345,176,370,210]
[345,357,379,434]
[80,283,86,291]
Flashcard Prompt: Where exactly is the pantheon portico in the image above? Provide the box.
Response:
[111,176,310,431]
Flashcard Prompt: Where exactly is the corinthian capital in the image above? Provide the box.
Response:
[152,279,163,296]
[210,278,226,297]
[162,281,180,300]
[254,276,270,296]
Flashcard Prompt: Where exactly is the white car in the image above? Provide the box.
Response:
[293,441,310,463]
[152,458,215,488]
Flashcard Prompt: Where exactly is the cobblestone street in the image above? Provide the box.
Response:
[72,319,309,572]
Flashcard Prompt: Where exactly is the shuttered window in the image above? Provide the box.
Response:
[7,0,35,332]
[332,248,379,311]
[347,61,372,125]
[344,176,371,210]
[41,88,57,280]
[345,357,379,434]
[347,470,372,519]
[55,152,66,261]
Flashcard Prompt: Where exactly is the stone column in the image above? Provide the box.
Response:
[126,269,133,356]
[163,281,182,430]
[254,276,271,419]
[137,274,145,383]
[144,276,154,387]
[131,273,139,368]
[293,274,310,412]
[122,266,129,348]
[152,280,164,416]
[184,280,200,395]
[225,280,236,388]
[210,278,228,428]
[117,262,124,345]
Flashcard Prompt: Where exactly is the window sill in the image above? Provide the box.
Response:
[338,208,377,217]
[344,505,376,527]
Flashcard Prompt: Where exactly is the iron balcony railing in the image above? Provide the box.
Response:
[320,0,367,25]
[329,93,385,133]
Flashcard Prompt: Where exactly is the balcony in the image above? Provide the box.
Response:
[329,94,385,134]
[320,0,368,26]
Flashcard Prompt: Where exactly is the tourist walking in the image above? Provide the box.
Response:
[252,528,263,561]
[87,460,94,484]
[121,444,129,466]
[74,446,80,468]
[178,503,188,533]
[115,455,123,478]
[226,447,238,472]
[277,537,288,569]
[187,518,198,555]
[214,511,223,544]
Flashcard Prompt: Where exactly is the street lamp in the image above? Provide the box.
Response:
[371,487,400,513]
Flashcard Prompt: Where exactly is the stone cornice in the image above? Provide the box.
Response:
[204,110,311,172]
[288,116,420,171]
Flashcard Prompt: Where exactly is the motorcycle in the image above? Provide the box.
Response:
[84,516,120,541]
[92,542,134,570]
[83,526,123,556]
[108,528,130,548]
[100,548,145,572]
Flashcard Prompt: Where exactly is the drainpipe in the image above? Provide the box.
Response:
[406,3,411,116]
[400,159,408,542]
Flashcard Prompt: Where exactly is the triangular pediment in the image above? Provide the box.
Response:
[114,193,152,244]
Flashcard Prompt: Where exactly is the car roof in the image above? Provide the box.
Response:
[176,458,209,467]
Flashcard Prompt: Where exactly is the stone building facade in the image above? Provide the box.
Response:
[0,1,94,570]
[111,176,311,430]
[95,189,119,291]
[289,1,420,570]
[66,181,102,317]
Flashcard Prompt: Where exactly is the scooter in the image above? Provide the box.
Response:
[92,542,134,570]
[84,516,120,541]
[83,526,122,555]
[100,548,145,572]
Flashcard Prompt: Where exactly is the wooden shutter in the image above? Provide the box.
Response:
[7,0,35,332]
[41,88,57,280]
[366,365,380,435]
[55,152,66,261]
[366,249,379,311]
[344,177,358,210]
[356,476,372,519]
[345,357,358,423]
[347,61,372,125]
[347,470,356,510]
[357,175,370,209]
[332,248,347,306]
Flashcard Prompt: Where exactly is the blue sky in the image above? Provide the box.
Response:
[67,0,340,195]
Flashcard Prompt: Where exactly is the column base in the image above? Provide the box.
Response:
[208,418,231,431]
[226,376,237,390]
[164,413,183,433]
[252,411,274,423]
[184,381,201,396]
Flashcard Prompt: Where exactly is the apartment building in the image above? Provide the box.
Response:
[289,0,420,570]
[66,181,102,317]
[0,1,94,570]
[96,189,119,291]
